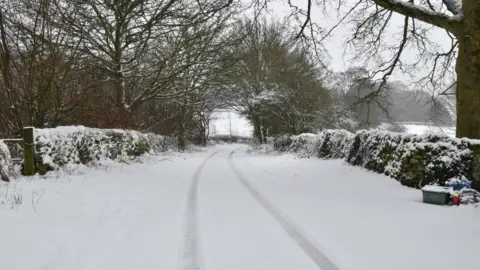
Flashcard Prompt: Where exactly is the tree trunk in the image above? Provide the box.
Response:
[261,120,267,144]
[177,102,187,151]
[117,105,134,129]
[112,70,134,129]
[201,133,207,147]
[456,1,480,139]
[252,114,262,143]
[202,117,210,147]
[200,125,207,147]
[112,39,132,128]
[177,123,186,151]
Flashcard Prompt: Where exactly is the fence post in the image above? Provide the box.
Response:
[23,127,35,176]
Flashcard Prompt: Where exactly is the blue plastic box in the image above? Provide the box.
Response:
[445,183,471,191]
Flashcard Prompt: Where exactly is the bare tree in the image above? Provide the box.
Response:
[254,0,480,139]
[52,0,235,127]
[0,7,23,133]
[0,0,87,134]
[221,18,331,142]
[129,7,238,148]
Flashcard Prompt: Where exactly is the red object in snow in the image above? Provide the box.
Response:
[452,193,460,206]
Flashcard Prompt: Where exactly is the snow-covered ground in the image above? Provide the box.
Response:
[209,111,252,137]
[1,145,479,270]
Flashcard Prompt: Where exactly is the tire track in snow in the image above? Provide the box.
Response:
[180,151,218,270]
[228,149,340,270]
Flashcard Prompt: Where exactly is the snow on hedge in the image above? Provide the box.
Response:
[274,129,480,194]
[0,140,11,181]
[273,135,292,152]
[317,129,355,158]
[35,126,174,170]
[348,130,474,188]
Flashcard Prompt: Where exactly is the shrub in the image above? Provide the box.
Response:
[0,141,11,182]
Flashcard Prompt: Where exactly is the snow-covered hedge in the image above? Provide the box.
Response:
[274,130,479,190]
[35,126,174,172]
[286,133,321,158]
[317,129,355,159]
[273,135,292,152]
[0,141,11,181]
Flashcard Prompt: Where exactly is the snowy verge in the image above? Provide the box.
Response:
[34,126,176,173]
[272,129,480,192]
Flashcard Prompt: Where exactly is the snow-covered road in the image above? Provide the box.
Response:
[1,145,479,270]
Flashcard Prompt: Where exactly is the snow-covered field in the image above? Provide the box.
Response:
[1,145,479,270]
[403,123,456,137]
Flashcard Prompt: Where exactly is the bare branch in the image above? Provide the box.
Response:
[372,0,462,33]
[295,0,312,39]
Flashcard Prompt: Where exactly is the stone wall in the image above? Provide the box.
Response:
[274,130,480,190]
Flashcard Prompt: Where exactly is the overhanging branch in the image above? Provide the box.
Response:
[373,0,462,33]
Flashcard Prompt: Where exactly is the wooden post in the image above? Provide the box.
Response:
[23,127,35,176]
